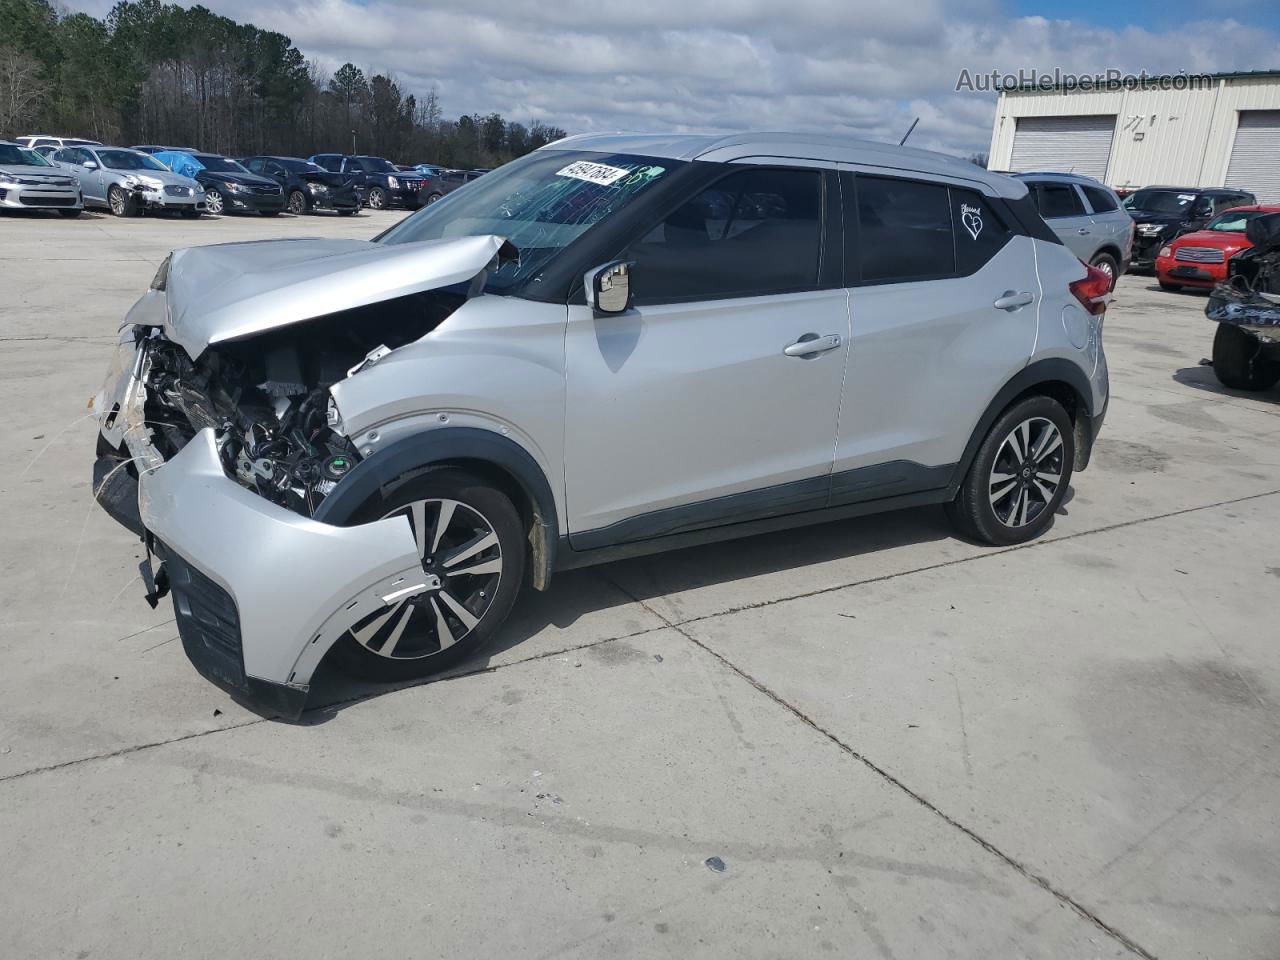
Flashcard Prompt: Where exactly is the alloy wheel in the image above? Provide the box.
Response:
[205,189,224,214]
[368,188,386,209]
[988,417,1064,528]
[109,188,125,216]
[288,190,306,214]
[348,498,503,659]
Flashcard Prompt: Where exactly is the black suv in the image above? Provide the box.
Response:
[1124,186,1256,269]
[307,154,427,210]
[240,155,360,216]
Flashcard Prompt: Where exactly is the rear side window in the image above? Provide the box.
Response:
[856,176,954,282]
[951,190,1014,276]
[628,167,822,304]
[1081,185,1117,213]
[1034,182,1086,218]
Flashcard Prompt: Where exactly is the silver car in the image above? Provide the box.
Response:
[0,141,84,216]
[55,145,205,217]
[1014,173,1133,289]
[92,132,1110,717]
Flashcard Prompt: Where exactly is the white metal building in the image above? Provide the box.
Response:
[987,71,1280,202]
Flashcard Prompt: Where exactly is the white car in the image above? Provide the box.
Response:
[0,141,83,216]
[93,131,1111,717]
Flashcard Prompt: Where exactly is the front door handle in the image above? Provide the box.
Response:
[993,290,1035,311]
[1077,228,1091,235]
[784,333,842,358]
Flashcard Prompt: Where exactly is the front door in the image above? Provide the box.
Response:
[564,165,850,545]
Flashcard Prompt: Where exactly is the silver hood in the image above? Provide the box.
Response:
[0,163,77,186]
[159,234,516,357]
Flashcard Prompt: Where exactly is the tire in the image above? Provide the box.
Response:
[1158,280,1182,292]
[330,467,527,682]
[1090,252,1119,291]
[367,186,387,210]
[287,189,307,215]
[425,192,443,205]
[945,395,1075,546]
[1213,323,1280,391]
[57,208,81,219]
[107,185,136,217]
[204,188,224,215]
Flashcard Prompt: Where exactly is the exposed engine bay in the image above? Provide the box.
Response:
[139,288,465,515]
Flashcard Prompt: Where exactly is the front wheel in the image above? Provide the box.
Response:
[946,396,1075,546]
[204,188,224,215]
[425,192,443,205]
[331,467,526,682]
[1213,323,1280,391]
[287,189,307,215]
[366,186,387,210]
[107,185,136,217]
[1090,252,1118,291]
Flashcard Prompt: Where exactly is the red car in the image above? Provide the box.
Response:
[1157,205,1280,292]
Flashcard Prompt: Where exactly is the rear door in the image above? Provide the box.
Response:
[563,164,850,543]
[834,172,1039,493]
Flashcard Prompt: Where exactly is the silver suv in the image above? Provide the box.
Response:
[1014,173,1133,289]
[92,132,1111,717]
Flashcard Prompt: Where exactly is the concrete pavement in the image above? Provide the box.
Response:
[1,206,1276,958]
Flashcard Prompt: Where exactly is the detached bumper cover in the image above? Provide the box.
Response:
[93,335,423,717]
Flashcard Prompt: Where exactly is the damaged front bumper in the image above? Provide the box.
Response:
[93,333,424,718]
[1206,286,1280,345]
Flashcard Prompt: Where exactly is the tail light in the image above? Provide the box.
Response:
[1069,262,1112,316]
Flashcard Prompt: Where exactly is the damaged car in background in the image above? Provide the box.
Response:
[1206,211,1280,391]
[93,133,1110,719]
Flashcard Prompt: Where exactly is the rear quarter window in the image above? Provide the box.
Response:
[952,189,1015,276]
[1081,185,1117,213]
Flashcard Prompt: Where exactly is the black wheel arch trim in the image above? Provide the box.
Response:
[313,426,559,590]
[951,358,1098,492]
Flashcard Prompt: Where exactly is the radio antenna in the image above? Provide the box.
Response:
[899,117,920,146]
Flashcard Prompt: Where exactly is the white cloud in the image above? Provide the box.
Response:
[62,0,1280,156]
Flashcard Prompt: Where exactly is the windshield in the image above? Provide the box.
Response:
[0,144,52,166]
[357,157,398,173]
[378,151,678,294]
[1123,189,1199,214]
[195,155,250,174]
[1205,210,1265,232]
[99,150,168,171]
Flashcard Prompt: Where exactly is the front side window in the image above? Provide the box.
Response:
[243,157,264,173]
[1034,182,1086,219]
[856,176,954,282]
[1081,185,1117,213]
[378,150,678,295]
[98,150,168,171]
[1206,210,1267,233]
[625,167,822,304]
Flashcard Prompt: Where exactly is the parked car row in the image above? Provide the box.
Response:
[3,135,491,220]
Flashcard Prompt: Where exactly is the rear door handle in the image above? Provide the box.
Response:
[993,290,1035,311]
[784,333,842,358]
[1077,228,1091,235]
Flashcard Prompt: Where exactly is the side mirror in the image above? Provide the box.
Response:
[587,260,634,317]
[82,160,98,170]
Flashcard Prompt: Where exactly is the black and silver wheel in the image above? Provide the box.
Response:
[204,188,224,215]
[288,189,307,215]
[333,468,526,681]
[946,396,1074,546]
[1213,323,1280,391]
[108,185,136,217]
[1090,252,1118,291]
[366,186,387,210]
[425,192,443,205]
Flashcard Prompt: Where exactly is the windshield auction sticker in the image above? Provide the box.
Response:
[556,161,630,186]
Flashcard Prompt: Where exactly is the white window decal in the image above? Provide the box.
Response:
[556,160,630,186]
[960,202,984,240]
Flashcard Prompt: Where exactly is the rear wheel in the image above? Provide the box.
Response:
[1213,323,1280,391]
[946,396,1074,546]
[107,185,136,217]
[331,468,526,681]
[287,189,307,215]
[1090,252,1118,291]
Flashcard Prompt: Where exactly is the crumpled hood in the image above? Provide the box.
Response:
[162,234,516,358]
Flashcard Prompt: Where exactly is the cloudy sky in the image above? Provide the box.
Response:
[64,0,1280,157]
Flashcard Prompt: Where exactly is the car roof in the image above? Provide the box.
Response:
[1012,171,1113,187]
[1136,185,1249,194]
[544,131,1027,199]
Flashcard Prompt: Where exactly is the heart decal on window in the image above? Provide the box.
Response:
[960,202,983,240]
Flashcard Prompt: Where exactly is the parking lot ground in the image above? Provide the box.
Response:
[2,209,1278,958]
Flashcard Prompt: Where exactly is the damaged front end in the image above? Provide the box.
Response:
[1206,212,1280,344]
[93,233,517,718]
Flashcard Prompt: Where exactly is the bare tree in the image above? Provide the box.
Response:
[0,46,49,133]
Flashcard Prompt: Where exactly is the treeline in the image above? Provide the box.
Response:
[0,0,567,167]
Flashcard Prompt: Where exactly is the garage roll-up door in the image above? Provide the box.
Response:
[1225,110,1280,203]
[1009,115,1116,181]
